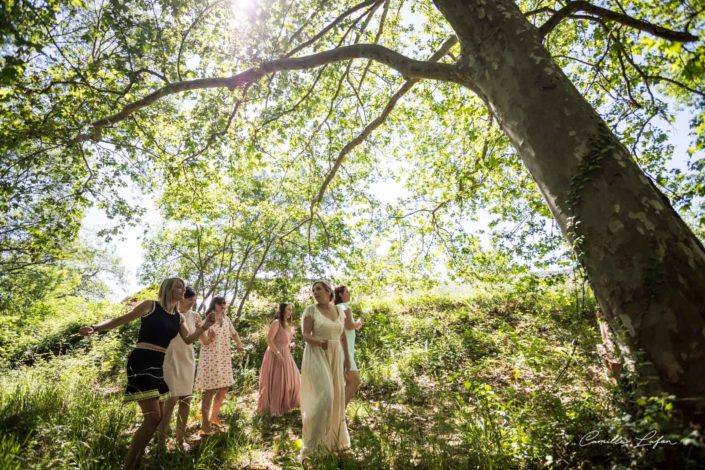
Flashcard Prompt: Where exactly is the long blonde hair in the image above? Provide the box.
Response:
[158,277,184,312]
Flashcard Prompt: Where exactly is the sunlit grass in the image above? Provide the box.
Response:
[1,280,702,468]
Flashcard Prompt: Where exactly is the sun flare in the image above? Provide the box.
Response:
[230,0,257,28]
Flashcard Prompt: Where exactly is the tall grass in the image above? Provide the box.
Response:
[1,279,702,468]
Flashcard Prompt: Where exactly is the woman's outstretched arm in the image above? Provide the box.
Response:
[180,312,216,344]
[79,300,153,336]
[228,318,245,352]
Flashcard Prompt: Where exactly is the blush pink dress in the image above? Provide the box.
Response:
[257,321,301,415]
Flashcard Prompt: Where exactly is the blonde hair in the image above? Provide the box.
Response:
[158,277,184,312]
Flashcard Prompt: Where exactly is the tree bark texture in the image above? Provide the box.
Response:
[433,0,705,423]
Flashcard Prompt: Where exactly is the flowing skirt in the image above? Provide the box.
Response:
[300,339,350,457]
[257,347,300,415]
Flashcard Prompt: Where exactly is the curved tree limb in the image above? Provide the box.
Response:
[538,1,698,42]
[68,43,464,145]
[285,0,383,58]
[176,0,227,81]
[258,1,378,131]
[645,74,705,99]
[310,36,459,210]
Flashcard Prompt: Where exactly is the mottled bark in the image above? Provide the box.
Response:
[433,0,705,423]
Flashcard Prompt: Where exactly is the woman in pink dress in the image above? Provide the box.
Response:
[257,303,301,415]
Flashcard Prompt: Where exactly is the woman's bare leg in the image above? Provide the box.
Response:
[201,389,217,433]
[175,395,192,445]
[124,398,162,470]
[157,397,177,444]
[210,387,228,426]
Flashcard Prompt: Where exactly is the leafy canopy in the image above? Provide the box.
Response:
[1,0,703,290]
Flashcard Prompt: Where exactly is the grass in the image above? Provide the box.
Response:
[1,278,703,468]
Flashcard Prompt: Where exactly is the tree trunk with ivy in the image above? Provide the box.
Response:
[434,0,705,423]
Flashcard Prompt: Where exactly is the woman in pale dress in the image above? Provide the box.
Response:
[300,281,351,458]
[194,296,245,433]
[334,285,363,405]
[257,302,300,415]
[158,286,201,449]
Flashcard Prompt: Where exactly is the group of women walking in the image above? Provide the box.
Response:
[79,278,362,468]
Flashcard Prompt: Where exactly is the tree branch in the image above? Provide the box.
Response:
[285,0,383,58]
[69,43,463,145]
[177,0,227,81]
[257,4,375,132]
[644,74,705,99]
[538,1,698,42]
[310,36,459,209]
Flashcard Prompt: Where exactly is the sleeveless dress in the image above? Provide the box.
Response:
[338,302,358,372]
[300,304,350,457]
[124,301,180,402]
[257,321,301,415]
[195,316,236,390]
[163,309,201,397]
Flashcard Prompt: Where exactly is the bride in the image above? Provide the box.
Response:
[299,280,351,458]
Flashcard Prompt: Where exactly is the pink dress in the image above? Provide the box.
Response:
[257,321,301,415]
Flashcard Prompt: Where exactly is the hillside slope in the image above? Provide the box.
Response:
[0,281,701,468]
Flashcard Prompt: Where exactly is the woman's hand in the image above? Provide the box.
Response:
[237,344,245,353]
[79,326,95,336]
[356,318,364,330]
[319,339,328,350]
[203,312,216,329]
[344,356,351,371]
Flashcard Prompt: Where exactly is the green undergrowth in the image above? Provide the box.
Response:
[1,279,702,468]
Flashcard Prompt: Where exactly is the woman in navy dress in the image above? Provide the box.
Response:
[80,278,215,469]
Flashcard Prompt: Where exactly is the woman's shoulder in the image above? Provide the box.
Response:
[302,304,316,318]
[139,300,158,316]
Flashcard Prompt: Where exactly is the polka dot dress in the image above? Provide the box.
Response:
[195,316,236,390]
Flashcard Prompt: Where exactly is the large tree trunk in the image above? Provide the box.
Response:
[433,0,705,423]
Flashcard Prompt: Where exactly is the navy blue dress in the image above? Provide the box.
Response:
[124,301,180,402]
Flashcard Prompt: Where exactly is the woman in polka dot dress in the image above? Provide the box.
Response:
[195,296,244,433]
